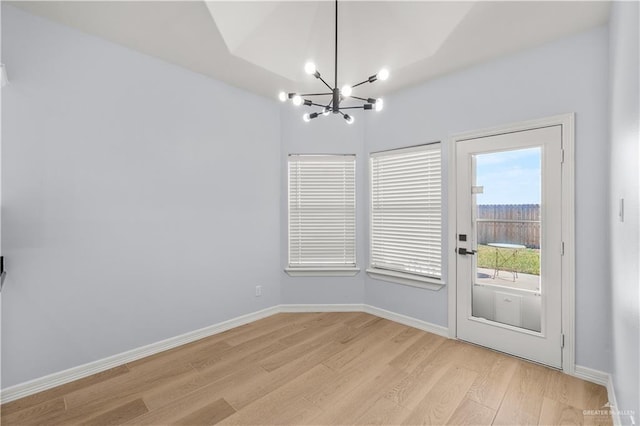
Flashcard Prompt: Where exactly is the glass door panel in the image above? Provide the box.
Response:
[471,147,542,333]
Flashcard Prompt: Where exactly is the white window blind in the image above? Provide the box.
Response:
[370,144,442,280]
[288,155,356,268]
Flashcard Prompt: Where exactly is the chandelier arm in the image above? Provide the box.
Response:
[300,92,333,97]
[351,79,371,89]
[310,102,329,108]
[338,106,367,110]
[351,96,370,102]
[317,75,334,91]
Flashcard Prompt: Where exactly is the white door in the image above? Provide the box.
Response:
[456,125,563,368]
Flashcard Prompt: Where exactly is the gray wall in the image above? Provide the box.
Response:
[363,27,612,372]
[609,1,639,422]
[1,5,281,388]
[280,107,366,304]
[2,3,623,391]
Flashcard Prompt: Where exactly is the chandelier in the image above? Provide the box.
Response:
[278,0,389,124]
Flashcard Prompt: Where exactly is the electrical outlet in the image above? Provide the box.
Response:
[255,285,262,297]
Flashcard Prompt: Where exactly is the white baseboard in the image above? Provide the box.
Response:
[574,365,610,386]
[362,305,449,338]
[606,374,622,426]
[574,365,623,426]
[0,303,449,405]
[277,303,449,338]
[0,305,280,404]
[278,303,364,313]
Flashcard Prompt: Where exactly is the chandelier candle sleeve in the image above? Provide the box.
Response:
[278,0,389,123]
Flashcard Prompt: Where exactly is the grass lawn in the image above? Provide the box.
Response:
[477,244,540,275]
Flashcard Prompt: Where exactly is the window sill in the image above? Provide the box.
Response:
[366,268,445,290]
[285,267,361,277]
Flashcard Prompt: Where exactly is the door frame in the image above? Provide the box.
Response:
[447,113,575,374]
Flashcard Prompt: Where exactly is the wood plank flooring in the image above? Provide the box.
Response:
[1,312,611,425]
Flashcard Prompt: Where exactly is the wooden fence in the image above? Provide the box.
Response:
[476,204,540,249]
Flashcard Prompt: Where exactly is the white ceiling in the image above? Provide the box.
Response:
[10,1,611,100]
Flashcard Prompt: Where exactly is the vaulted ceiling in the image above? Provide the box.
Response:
[10,1,610,99]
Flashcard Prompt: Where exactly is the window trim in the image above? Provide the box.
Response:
[366,268,444,290]
[368,142,445,290]
[285,267,361,277]
[286,154,359,276]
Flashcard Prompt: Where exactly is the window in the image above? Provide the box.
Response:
[286,155,358,276]
[368,143,443,288]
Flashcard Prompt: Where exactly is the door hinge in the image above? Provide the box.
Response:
[561,242,565,256]
[561,334,565,348]
[561,149,565,164]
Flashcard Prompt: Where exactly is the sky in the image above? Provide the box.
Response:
[475,147,541,205]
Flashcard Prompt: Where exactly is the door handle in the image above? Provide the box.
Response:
[457,248,477,255]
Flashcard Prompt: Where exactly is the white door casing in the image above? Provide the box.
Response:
[447,114,575,373]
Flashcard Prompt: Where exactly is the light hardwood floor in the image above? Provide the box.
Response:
[1,312,611,425]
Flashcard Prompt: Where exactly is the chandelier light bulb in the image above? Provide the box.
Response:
[375,98,384,112]
[344,114,354,124]
[292,95,303,106]
[323,107,331,116]
[377,68,390,81]
[341,85,352,97]
[304,61,317,75]
[278,91,287,102]
[303,113,311,122]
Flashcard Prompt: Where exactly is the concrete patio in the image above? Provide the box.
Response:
[476,267,540,292]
